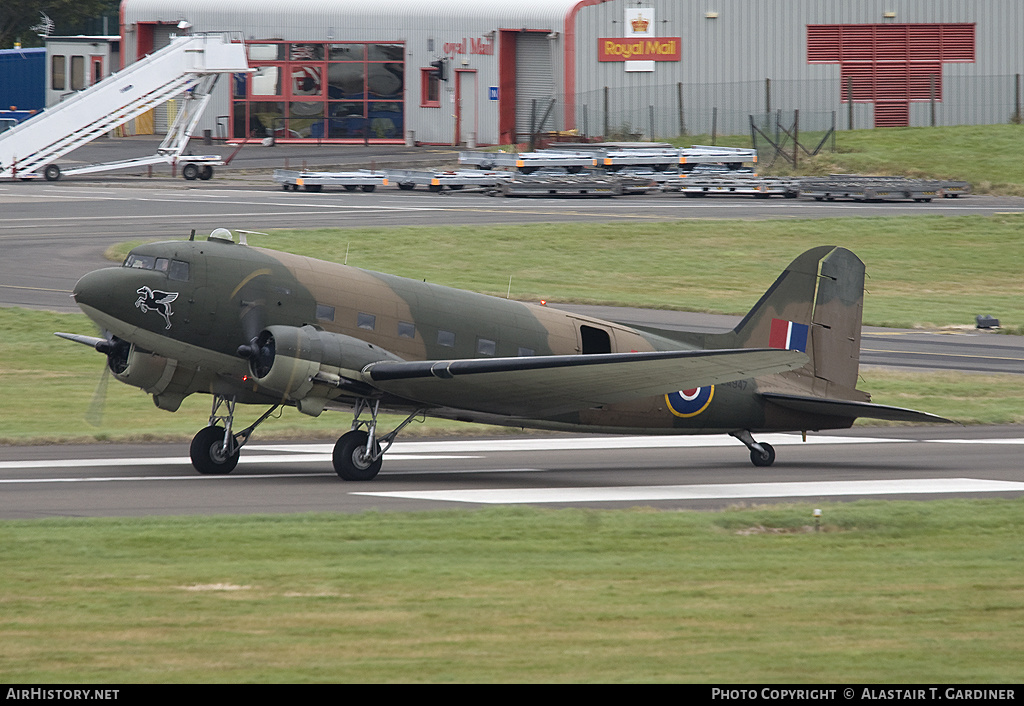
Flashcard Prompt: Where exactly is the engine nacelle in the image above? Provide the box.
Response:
[111,342,176,395]
[244,325,398,405]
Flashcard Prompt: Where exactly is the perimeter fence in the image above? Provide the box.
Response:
[518,73,1024,147]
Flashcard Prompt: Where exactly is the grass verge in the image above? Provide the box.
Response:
[108,214,1024,331]
[1,501,1022,683]
[669,124,1024,195]
[3,306,1023,443]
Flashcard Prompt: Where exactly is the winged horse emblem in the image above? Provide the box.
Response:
[135,287,178,329]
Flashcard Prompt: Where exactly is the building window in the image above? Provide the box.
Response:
[420,67,440,107]
[70,55,85,91]
[51,55,65,90]
[233,40,404,141]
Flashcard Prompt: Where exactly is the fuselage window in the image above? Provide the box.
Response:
[437,329,455,347]
[357,312,376,330]
[398,321,416,339]
[517,346,536,357]
[168,260,190,281]
[316,303,336,322]
[477,338,496,356]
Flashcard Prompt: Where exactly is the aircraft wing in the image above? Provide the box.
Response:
[360,348,807,417]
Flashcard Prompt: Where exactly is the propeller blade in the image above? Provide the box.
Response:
[85,364,111,427]
[54,332,106,349]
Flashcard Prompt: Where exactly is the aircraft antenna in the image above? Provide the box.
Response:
[344,242,350,265]
[189,229,195,241]
[507,275,513,298]
[236,230,268,247]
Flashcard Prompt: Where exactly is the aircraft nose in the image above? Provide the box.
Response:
[72,268,123,311]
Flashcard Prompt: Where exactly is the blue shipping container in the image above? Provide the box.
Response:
[0,47,45,112]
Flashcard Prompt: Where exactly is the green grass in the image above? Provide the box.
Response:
[1,501,1022,682]
[3,308,1022,443]
[110,214,1024,331]
[670,124,1024,194]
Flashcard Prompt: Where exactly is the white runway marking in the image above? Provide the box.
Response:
[0,453,477,472]
[253,433,913,455]
[3,432,1016,474]
[354,478,1024,505]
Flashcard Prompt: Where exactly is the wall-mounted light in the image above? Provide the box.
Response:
[484,30,496,40]
[705,12,719,19]
[883,11,896,19]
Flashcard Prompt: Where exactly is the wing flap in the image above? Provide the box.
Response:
[761,392,954,424]
[362,348,807,417]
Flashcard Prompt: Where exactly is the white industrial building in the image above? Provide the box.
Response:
[118,0,1024,145]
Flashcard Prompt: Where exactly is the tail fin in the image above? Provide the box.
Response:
[725,246,865,399]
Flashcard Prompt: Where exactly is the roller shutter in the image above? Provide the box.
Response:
[515,32,554,142]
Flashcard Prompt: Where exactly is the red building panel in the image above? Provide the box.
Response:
[808,23,974,126]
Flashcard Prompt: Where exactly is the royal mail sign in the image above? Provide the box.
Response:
[598,37,682,62]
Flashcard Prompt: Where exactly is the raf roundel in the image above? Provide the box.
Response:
[665,386,714,418]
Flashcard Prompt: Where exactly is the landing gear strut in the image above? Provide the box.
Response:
[189,395,278,475]
[333,399,424,481]
[731,430,776,467]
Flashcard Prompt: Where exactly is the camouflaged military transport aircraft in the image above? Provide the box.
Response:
[56,230,948,480]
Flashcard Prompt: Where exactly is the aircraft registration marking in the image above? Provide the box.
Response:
[353,478,1024,505]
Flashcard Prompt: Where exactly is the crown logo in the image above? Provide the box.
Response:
[631,14,650,33]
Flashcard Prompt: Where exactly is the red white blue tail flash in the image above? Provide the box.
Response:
[769,318,809,352]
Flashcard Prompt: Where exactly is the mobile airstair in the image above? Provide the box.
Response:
[0,32,248,181]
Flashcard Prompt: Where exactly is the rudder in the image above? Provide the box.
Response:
[725,246,865,398]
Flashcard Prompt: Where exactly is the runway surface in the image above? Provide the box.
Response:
[2,426,1022,519]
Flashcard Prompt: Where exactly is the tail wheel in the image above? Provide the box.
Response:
[190,425,240,474]
[333,430,382,481]
[750,442,776,467]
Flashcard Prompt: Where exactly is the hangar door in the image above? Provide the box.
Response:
[515,32,556,142]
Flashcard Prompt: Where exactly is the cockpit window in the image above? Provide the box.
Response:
[123,254,190,281]
[168,260,190,281]
[124,253,156,269]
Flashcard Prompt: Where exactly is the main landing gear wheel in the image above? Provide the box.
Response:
[190,425,240,474]
[750,442,776,467]
[187,395,280,476]
[333,430,382,481]
[731,430,777,468]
